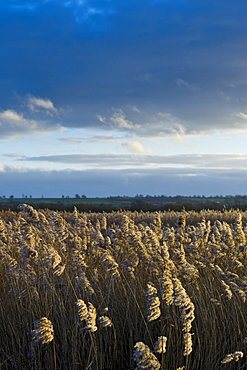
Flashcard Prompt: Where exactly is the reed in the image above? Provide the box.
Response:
[0,206,247,369]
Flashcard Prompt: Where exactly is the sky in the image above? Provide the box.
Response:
[1,0,247,198]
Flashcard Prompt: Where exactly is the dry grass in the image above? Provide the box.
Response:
[0,205,247,369]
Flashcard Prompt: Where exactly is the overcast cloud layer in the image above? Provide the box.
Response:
[1,0,247,197]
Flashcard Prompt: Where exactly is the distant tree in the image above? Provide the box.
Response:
[81,195,87,199]
[75,194,81,199]
[62,195,65,199]
[9,195,14,199]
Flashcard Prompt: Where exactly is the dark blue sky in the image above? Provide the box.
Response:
[1,0,247,197]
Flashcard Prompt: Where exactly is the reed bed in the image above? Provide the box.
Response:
[1,205,247,369]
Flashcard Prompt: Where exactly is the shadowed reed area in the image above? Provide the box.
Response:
[1,205,247,369]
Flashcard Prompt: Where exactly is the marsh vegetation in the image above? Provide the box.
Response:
[1,205,247,369]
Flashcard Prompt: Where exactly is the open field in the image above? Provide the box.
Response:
[1,195,247,212]
[1,205,247,369]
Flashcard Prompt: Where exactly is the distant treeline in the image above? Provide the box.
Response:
[1,194,247,212]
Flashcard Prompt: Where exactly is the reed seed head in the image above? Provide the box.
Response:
[31,317,54,345]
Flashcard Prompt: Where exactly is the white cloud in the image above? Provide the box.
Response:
[97,114,106,123]
[27,96,58,116]
[236,112,247,120]
[95,105,247,140]
[0,94,67,139]
[109,109,139,130]
[58,134,119,144]
[0,163,33,173]
[123,141,146,153]
[0,109,65,140]
[0,109,37,129]
[17,152,247,171]
[96,106,191,141]
[100,108,184,136]
[130,106,141,113]
[176,78,200,91]
[98,109,141,130]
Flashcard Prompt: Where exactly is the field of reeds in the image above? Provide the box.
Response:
[1,204,247,369]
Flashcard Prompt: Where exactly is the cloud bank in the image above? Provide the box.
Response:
[0,165,246,198]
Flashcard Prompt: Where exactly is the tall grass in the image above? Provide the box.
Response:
[0,205,247,369]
